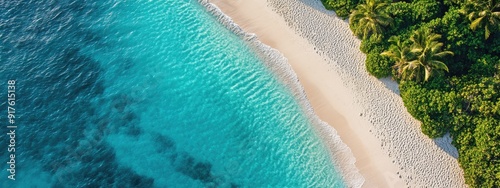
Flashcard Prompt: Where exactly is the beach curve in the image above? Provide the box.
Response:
[201,0,467,187]
[199,0,365,187]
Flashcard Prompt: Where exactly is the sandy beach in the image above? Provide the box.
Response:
[204,0,467,187]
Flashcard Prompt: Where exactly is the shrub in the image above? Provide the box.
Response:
[365,52,392,78]
[387,2,414,32]
[411,0,443,22]
[321,0,360,19]
[400,80,459,138]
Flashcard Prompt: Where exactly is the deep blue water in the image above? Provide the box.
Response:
[0,0,346,187]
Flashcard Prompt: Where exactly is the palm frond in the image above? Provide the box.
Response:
[431,60,450,72]
[470,16,485,30]
[424,66,432,81]
[434,51,454,58]
[464,0,499,39]
[380,51,394,57]
[348,0,393,39]
[485,25,491,39]
[410,47,423,54]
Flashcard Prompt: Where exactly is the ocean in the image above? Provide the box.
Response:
[0,0,346,187]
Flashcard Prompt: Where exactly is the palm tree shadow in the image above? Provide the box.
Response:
[433,133,459,159]
[379,77,401,95]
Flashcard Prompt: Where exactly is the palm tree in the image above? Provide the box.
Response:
[349,0,393,40]
[409,29,454,82]
[381,36,414,80]
[461,0,500,39]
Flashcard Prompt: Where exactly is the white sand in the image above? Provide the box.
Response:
[202,0,467,187]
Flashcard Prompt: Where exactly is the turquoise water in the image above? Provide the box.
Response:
[0,0,346,187]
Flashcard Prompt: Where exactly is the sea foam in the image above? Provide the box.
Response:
[199,1,365,187]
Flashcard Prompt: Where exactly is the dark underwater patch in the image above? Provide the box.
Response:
[0,0,154,187]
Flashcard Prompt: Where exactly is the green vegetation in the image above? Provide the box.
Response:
[461,0,500,39]
[349,0,393,40]
[407,29,453,82]
[322,0,500,187]
[382,30,453,82]
[320,0,360,18]
[381,36,415,80]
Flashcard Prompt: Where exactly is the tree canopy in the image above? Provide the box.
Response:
[323,0,500,187]
[408,29,453,82]
[349,0,393,40]
[461,0,500,39]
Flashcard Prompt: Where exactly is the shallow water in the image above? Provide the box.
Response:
[0,0,345,187]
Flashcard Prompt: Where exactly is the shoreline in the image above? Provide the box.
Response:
[199,1,364,187]
[202,0,466,187]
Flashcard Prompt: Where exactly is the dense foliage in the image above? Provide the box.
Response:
[320,0,361,18]
[349,0,393,40]
[323,0,500,187]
